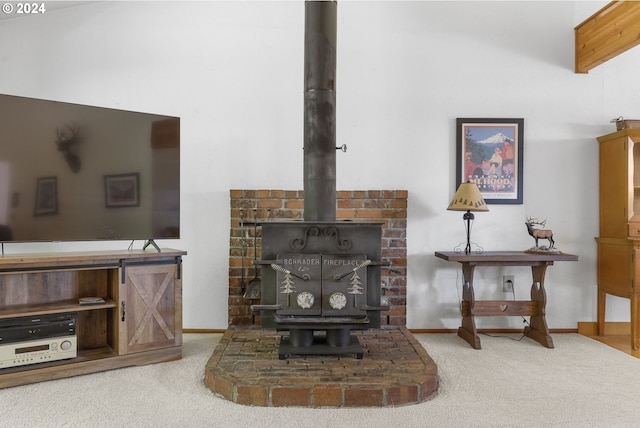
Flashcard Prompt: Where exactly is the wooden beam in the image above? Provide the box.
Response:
[575,1,640,74]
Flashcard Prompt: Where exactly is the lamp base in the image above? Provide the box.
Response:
[453,241,484,254]
[454,210,483,254]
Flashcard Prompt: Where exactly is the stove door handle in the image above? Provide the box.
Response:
[270,263,310,281]
[333,259,371,281]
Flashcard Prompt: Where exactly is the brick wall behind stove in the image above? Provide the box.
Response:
[229,189,408,326]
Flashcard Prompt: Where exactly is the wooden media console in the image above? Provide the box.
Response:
[0,249,185,388]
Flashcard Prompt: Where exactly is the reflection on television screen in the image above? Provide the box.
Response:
[0,94,180,243]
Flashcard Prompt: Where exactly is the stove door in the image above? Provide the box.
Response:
[274,253,369,318]
[321,254,368,317]
[275,254,322,316]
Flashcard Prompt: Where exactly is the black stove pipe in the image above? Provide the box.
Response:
[303,0,337,222]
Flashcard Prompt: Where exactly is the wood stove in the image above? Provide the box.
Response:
[251,1,388,359]
[253,221,386,358]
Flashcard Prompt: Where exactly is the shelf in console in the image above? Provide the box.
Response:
[0,299,117,320]
[0,346,117,380]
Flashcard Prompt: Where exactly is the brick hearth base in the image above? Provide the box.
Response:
[204,326,438,407]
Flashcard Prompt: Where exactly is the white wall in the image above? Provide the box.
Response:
[0,0,636,330]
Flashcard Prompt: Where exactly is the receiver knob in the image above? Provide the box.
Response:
[60,340,73,351]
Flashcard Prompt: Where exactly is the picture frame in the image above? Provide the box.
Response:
[104,173,140,208]
[34,176,58,216]
[456,118,524,204]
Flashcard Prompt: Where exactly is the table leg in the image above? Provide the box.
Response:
[457,262,481,349]
[524,263,554,348]
[631,295,639,351]
[597,289,606,336]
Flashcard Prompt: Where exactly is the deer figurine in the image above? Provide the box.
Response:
[525,217,555,248]
[56,125,82,173]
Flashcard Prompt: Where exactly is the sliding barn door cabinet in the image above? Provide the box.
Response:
[0,249,185,388]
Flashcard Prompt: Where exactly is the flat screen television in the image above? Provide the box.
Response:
[0,94,180,243]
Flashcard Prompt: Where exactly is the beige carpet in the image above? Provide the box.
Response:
[1,332,639,427]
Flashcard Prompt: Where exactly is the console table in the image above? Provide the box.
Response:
[434,251,578,349]
[0,249,185,388]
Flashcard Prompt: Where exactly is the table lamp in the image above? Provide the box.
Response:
[447,182,489,254]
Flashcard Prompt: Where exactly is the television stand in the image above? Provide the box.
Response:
[143,239,161,253]
[0,248,185,388]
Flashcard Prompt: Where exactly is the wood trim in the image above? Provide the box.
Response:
[577,321,631,336]
[408,328,578,334]
[184,328,583,335]
[575,1,640,74]
[183,328,227,334]
[184,328,581,334]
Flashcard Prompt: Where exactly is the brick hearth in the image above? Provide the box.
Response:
[204,326,438,407]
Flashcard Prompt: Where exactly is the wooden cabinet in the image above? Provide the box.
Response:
[597,129,640,238]
[0,249,185,388]
[596,129,640,349]
[118,263,182,354]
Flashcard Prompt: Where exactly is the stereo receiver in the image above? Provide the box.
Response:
[0,312,77,369]
[0,335,77,369]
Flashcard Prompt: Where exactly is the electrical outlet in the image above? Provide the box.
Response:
[502,275,514,293]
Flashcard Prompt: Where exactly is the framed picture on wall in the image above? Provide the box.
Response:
[104,173,140,208]
[34,176,58,216]
[456,118,524,204]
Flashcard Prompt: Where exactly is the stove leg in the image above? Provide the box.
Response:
[278,328,364,359]
[289,329,314,347]
[326,328,350,346]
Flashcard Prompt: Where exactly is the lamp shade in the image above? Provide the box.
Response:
[447,182,489,212]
